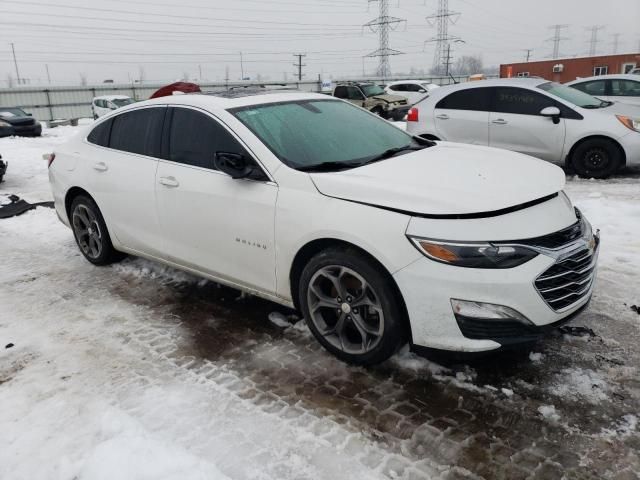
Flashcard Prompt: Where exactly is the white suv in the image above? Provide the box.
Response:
[48,91,599,365]
[92,95,135,119]
[406,78,640,178]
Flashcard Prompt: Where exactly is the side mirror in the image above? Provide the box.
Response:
[418,88,427,93]
[27,113,33,116]
[540,106,561,124]
[214,152,253,179]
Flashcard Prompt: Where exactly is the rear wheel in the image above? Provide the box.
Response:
[570,138,622,179]
[299,247,406,365]
[70,195,124,265]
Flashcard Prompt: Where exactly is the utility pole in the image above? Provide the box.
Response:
[425,0,461,76]
[45,64,51,84]
[546,24,569,59]
[239,51,244,80]
[364,0,405,79]
[523,49,533,62]
[610,33,621,54]
[10,43,21,85]
[586,25,605,56]
[198,64,203,80]
[293,53,306,81]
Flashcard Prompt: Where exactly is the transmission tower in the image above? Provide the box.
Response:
[586,25,605,56]
[610,33,621,54]
[293,54,306,81]
[425,0,461,75]
[364,0,405,78]
[546,24,569,59]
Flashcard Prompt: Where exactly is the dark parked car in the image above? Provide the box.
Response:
[0,154,6,182]
[0,108,42,137]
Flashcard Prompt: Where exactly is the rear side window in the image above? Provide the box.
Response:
[168,108,249,170]
[435,88,491,111]
[611,79,640,96]
[109,107,164,157]
[87,118,112,147]
[492,87,555,116]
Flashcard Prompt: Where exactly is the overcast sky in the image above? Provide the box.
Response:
[1,0,638,86]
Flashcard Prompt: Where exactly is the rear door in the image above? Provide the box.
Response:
[488,87,566,161]
[155,106,278,292]
[86,106,166,256]
[610,78,640,105]
[433,87,491,145]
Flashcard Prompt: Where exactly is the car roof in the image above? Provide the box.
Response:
[565,74,640,84]
[387,80,434,85]
[94,95,132,100]
[420,77,548,100]
[113,90,333,111]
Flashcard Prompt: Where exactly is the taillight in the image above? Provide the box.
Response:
[43,153,55,167]
[407,107,419,122]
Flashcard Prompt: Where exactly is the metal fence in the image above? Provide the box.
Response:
[0,75,482,122]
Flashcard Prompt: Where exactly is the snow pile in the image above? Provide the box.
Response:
[549,368,609,403]
[538,405,561,423]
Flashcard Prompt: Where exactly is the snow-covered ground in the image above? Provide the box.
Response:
[1,125,639,479]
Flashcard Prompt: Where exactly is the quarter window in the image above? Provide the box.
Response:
[333,86,348,99]
[87,118,112,147]
[435,88,492,111]
[109,107,164,157]
[168,108,250,171]
[492,87,555,116]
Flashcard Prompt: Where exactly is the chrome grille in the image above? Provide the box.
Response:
[534,245,597,311]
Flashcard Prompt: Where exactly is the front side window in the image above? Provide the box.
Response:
[571,80,606,96]
[435,88,492,111]
[230,99,419,171]
[168,108,249,170]
[538,82,605,109]
[109,107,164,157]
[611,79,640,97]
[346,87,364,100]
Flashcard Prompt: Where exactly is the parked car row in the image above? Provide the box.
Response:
[406,77,640,178]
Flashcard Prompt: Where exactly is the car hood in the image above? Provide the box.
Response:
[309,142,566,217]
[0,115,34,125]
[370,94,406,103]
[593,101,640,116]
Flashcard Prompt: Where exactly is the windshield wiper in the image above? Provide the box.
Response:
[360,145,427,166]
[296,161,361,172]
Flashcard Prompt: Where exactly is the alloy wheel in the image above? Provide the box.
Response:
[307,265,384,355]
[72,204,103,260]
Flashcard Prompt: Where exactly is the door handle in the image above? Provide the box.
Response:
[159,176,179,187]
[492,119,508,125]
[436,114,449,120]
[93,162,108,172]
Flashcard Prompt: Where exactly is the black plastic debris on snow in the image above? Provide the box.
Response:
[631,305,640,315]
[558,325,597,338]
[0,194,54,219]
[5,343,14,349]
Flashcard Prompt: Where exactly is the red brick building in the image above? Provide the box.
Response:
[500,53,640,83]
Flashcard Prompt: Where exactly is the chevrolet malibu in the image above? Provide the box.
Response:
[48,91,599,365]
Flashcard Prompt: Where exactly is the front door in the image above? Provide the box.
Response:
[489,87,566,162]
[155,106,278,293]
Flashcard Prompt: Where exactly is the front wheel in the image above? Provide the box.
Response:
[70,195,124,265]
[570,138,622,179]
[370,106,385,118]
[299,248,407,365]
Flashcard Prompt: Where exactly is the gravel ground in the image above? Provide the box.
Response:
[0,126,639,479]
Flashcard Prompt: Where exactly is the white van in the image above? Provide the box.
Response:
[91,95,135,119]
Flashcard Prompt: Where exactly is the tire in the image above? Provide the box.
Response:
[298,247,407,365]
[570,138,622,179]
[69,195,124,265]
[93,114,98,120]
[370,106,385,118]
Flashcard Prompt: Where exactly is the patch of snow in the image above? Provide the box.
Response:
[529,352,544,362]
[0,194,14,206]
[268,311,291,328]
[600,414,638,439]
[501,388,514,397]
[538,405,561,423]
[549,368,609,404]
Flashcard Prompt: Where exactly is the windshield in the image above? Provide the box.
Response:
[0,107,26,117]
[538,82,607,108]
[231,100,417,171]
[360,84,385,97]
[111,98,135,107]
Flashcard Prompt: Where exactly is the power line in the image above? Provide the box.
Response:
[546,24,569,59]
[293,53,306,80]
[425,0,461,75]
[364,0,405,79]
[585,25,605,56]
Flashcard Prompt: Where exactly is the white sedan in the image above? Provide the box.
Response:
[384,80,439,105]
[48,91,598,364]
[406,78,640,178]
[565,74,640,106]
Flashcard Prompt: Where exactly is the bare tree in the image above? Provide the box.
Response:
[138,66,146,84]
[452,55,484,76]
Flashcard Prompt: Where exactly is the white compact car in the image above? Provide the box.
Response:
[48,91,599,365]
[91,95,135,119]
[385,80,440,105]
[406,78,640,178]
[565,74,640,106]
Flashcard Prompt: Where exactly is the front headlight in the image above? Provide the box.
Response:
[409,237,538,268]
[616,115,640,132]
[0,120,11,127]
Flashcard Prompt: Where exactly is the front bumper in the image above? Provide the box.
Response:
[620,131,640,165]
[394,223,600,353]
[11,123,41,137]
